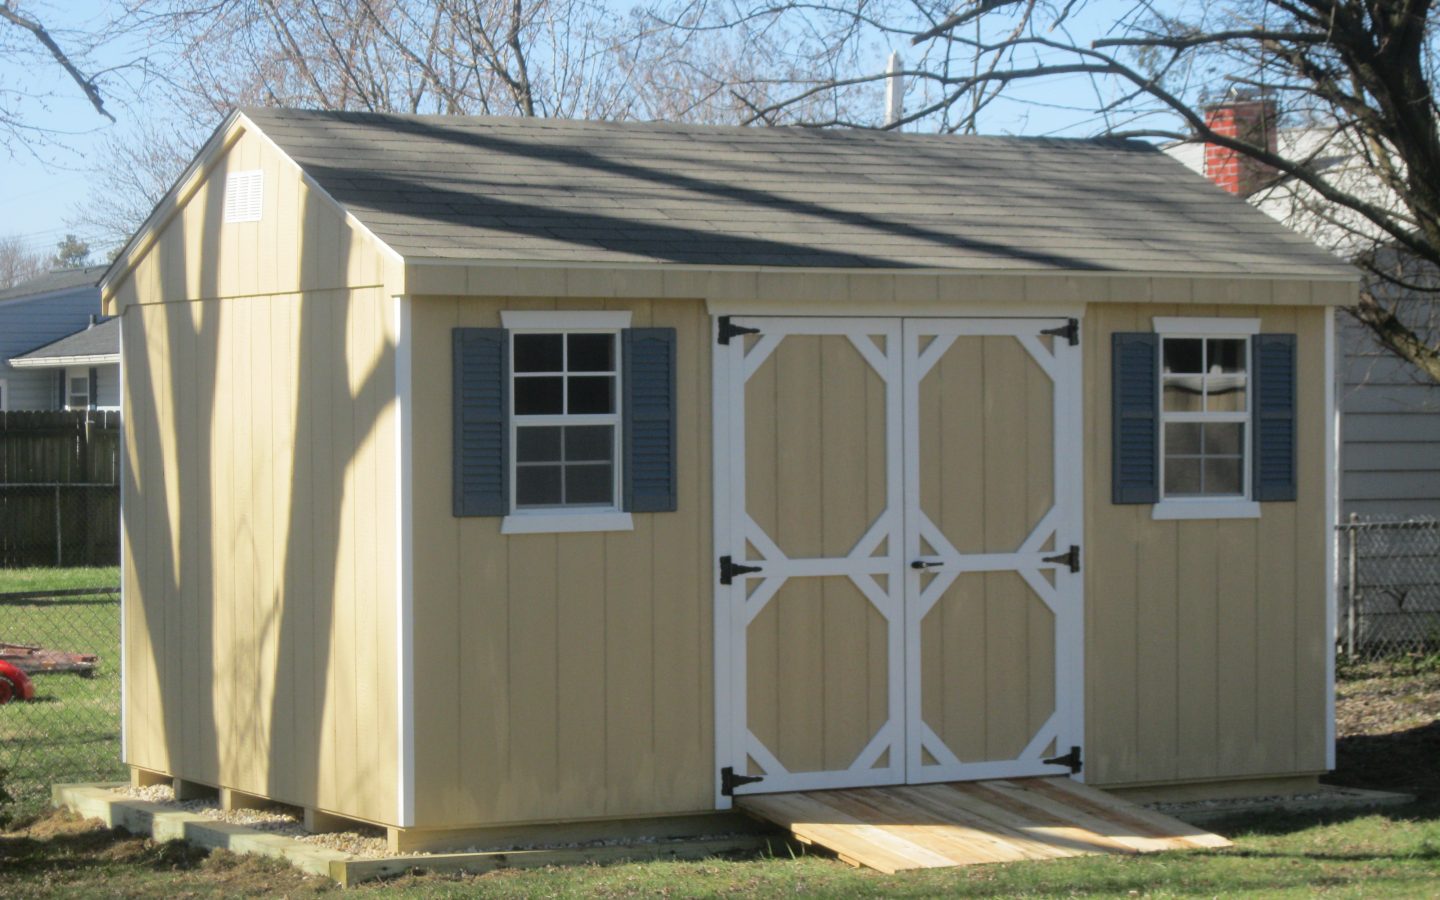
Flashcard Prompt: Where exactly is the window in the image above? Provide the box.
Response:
[1113,319,1295,517]
[0,379,7,412]
[67,375,90,411]
[511,331,621,510]
[1160,336,1248,498]
[453,312,677,530]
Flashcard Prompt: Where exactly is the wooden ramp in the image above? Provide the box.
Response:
[736,777,1232,873]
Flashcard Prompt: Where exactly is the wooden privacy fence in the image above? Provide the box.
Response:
[0,411,120,568]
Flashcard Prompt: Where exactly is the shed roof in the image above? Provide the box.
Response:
[9,316,119,367]
[0,265,106,304]
[242,107,1352,279]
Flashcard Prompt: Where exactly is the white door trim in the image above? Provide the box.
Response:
[713,315,1086,805]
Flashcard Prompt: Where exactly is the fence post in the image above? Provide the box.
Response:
[1346,512,1358,660]
[54,484,63,567]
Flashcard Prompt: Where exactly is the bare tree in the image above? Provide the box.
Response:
[637,0,1440,382]
[0,1,126,150]
[0,234,46,290]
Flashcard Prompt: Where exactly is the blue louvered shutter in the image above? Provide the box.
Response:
[453,328,509,517]
[622,328,677,513]
[1112,332,1160,504]
[1252,333,1297,501]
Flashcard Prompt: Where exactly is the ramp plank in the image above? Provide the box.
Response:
[737,777,1230,872]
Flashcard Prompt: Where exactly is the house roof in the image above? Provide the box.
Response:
[241,108,1353,279]
[9,316,119,368]
[0,265,106,304]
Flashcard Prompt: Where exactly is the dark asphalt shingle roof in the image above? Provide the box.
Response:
[0,265,106,303]
[242,108,1352,277]
[12,316,119,361]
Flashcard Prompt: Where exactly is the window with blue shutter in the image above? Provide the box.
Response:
[1116,322,1299,515]
[454,320,679,524]
[1112,332,1160,504]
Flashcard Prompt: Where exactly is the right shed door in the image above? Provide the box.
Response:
[901,319,1085,783]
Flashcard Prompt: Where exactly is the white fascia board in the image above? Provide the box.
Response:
[8,354,120,369]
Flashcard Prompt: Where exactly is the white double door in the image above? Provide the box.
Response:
[715,316,1084,799]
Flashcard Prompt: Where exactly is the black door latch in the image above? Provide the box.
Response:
[717,316,762,345]
[1042,545,1081,573]
[1040,318,1080,346]
[721,766,765,796]
[1043,745,1083,774]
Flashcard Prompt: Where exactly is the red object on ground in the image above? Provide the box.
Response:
[0,659,35,703]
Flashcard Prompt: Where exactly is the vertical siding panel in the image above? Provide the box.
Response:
[411,295,463,821]
[557,533,607,816]
[983,339,1027,759]
[1292,306,1329,771]
[174,302,202,783]
[1215,518,1260,773]
[1084,303,1141,783]
[509,534,561,819]
[254,298,279,792]
[775,336,823,772]
[157,304,181,773]
[372,292,399,821]
[351,294,379,814]
[819,336,868,770]
[1175,519,1220,779]
[192,301,219,783]
[648,298,708,809]
[272,296,300,803]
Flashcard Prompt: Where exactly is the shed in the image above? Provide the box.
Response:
[104,108,1357,852]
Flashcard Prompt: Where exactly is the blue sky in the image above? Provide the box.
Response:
[0,1,1142,261]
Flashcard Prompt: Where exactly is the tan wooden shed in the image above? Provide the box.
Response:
[103,108,1358,851]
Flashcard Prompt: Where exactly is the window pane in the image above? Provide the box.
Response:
[568,376,614,414]
[565,425,612,462]
[1206,377,1247,412]
[565,464,613,505]
[516,465,563,506]
[1203,457,1243,495]
[1203,422,1243,455]
[1163,376,1205,412]
[1207,338,1246,374]
[69,377,88,394]
[517,426,562,463]
[568,334,614,372]
[1165,457,1202,496]
[1165,422,1202,455]
[515,376,563,414]
[514,333,563,372]
[1163,338,1203,374]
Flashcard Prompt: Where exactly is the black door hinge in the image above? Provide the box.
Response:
[1041,318,1079,346]
[1042,544,1081,573]
[717,316,761,345]
[1043,745,1083,774]
[721,766,765,796]
[719,555,763,585]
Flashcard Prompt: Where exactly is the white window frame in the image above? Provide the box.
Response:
[1151,317,1261,521]
[500,310,634,534]
[67,372,90,411]
[0,377,7,412]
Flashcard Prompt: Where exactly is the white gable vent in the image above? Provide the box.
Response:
[223,170,264,223]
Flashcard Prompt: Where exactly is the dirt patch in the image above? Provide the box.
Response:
[1327,662,1440,800]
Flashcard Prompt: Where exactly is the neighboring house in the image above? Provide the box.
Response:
[0,265,115,412]
[106,109,1354,851]
[8,316,121,411]
[1166,100,1440,518]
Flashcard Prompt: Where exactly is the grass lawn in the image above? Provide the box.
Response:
[1,587,1436,896]
[1,802,1438,897]
[0,567,123,820]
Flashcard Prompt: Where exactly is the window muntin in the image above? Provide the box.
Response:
[1160,336,1249,499]
[511,331,621,510]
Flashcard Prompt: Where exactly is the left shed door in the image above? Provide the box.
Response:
[715,317,908,794]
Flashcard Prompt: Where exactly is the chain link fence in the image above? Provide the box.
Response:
[1338,515,1440,660]
[0,588,123,820]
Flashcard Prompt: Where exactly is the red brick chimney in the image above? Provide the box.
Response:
[1203,92,1278,196]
